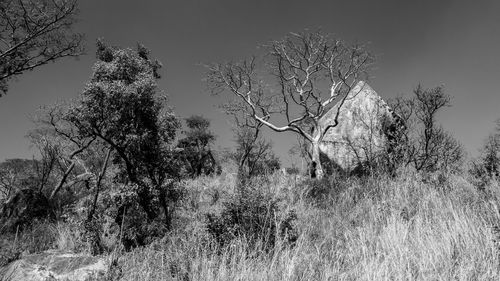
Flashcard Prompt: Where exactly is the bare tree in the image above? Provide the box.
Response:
[389,85,464,173]
[27,130,59,193]
[207,30,374,179]
[220,99,278,179]
[473,119,500,179]
[0,0,84,96]
[234,126,280,178]
[289,134,312,174]
[0,163,16,201]
[32,103,97,200]
[0,158,34,201]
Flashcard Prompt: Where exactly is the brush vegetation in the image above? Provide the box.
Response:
[3,168,500,280]
[109,171,500,281]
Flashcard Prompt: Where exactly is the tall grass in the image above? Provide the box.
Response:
[0,220,58,266]
[115,170,500,280]
[3,170,498,280]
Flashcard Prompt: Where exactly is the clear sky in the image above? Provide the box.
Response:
[1,0,499,166]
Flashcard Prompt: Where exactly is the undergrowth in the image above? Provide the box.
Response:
[113,170,500,280]
[3,170,500,280]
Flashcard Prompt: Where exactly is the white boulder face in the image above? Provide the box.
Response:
[318,81,401,173]
[0,251,107,281]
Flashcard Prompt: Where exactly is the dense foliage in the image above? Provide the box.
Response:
[65,40,182,227]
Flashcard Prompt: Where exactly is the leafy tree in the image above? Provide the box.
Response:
[64,40,181,228]
[389,85,464,173]
[207,30,374,179]
[0,0,84,96]
[177,115,218,177]
[22,41,181,251]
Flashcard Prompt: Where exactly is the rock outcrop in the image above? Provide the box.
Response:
[318,81,403,173]
[0,251,107,281]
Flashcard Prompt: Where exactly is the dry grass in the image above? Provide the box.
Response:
[55,222,83,252]
[3,170,500,280]
[116,170,500,280]
[0,220,57,266]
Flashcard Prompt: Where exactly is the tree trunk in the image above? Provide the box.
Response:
[158,185,171,230]
[87,148,112,222]
[49,162,75,200]
[137,187,156,222]
[311,141,324,179]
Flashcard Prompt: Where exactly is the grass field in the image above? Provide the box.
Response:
[105,170,500,281]
[2,169,500,280]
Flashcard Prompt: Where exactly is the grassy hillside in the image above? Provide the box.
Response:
[2,168,500,280]
[106,170,500,280]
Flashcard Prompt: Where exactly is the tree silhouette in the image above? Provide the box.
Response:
[0,0,84,96]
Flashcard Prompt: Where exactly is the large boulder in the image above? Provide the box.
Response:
[0,251,107,281]
[318,81,403,173]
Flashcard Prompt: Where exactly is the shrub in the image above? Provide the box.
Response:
[0,188,54,233]
[205,179,297,252]
[0,220,57,266]
[298,175,353,208]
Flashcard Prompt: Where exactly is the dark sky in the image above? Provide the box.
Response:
[1,0,499,166]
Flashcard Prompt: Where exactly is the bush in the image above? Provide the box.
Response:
[205,179,297,252]
[0,220,57,266]
[298,175,356,208]
[97,188,155,251]
[0,188,54,233]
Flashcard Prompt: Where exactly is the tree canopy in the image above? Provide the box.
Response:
[177,115,218,177]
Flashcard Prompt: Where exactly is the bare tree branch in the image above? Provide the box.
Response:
[0,0,84,96]
[206,30,374,178]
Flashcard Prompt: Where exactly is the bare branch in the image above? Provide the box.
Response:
[0,0,84,96]
[206,30,374,178]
